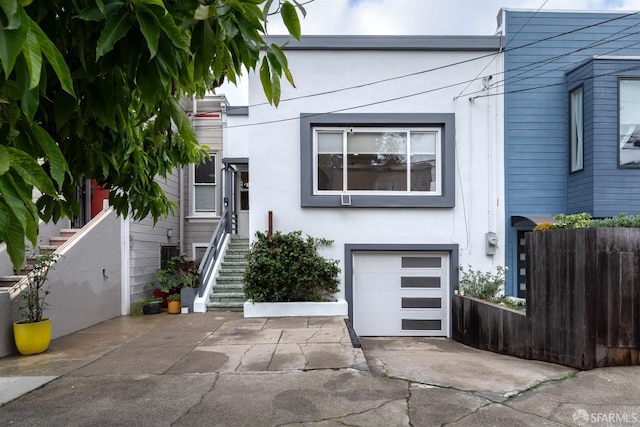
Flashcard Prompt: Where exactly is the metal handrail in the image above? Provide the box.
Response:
[197,208,229,297]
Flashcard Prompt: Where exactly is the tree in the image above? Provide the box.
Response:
[0,0,304,270]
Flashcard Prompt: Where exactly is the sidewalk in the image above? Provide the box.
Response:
[0,312,639,426]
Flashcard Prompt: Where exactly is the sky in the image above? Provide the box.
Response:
[218,0,640,104]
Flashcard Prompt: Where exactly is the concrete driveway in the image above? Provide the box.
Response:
[0,312,638,426]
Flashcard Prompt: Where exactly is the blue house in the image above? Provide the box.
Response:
[501,9,640,297]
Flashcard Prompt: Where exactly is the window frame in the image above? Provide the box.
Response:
[569,85,584,173]
[190,152,218,217]
[300,113,455,208]
[313,127,442,196]
[618,77,640,168]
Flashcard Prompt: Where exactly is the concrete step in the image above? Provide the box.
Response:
[59,229,81,238]
[218,268,246,276]
[39,245,58,254]
[206,301,245,312]
[49,236,70,246]
[213,283,244,291]
[0,275,25,288]
[209,290,247,302]
[216,276,244,284]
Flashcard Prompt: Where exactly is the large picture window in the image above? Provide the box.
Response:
[315,128,441,194]
[619,79,640,167]
[300,113,455,208]
[193,153,216,214]
[569,86,584,172]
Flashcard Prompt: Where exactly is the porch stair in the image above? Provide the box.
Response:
[206,236,250,312]
[39,229,80,254]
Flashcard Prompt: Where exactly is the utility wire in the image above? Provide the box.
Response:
[187,11,640,129]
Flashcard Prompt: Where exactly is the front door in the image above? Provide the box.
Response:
[235,169,249,238]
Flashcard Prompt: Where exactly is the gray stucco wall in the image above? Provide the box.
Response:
[1,210,123,357]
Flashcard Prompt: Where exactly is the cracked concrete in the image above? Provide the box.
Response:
[1,312,639,426]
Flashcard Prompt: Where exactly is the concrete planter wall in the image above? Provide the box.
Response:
[244,300,348,318]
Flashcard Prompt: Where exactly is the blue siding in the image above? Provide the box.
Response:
[504,10,640,296]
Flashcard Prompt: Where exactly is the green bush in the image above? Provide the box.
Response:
[553,213,593,229]
[591,213,640,228]
[244,230,340,302]
[458,265,506,301]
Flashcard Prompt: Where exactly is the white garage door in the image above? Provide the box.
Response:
[353,251,449,337]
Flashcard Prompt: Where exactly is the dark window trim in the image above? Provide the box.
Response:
[618,77,640,169]
[300,113,456,208]
[568,84,585,174]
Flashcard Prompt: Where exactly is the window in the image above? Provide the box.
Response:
[301,113,455,208]
[619,79,640,167]
[315,128,441,195]
[569,86,584,172]
[193,153,217,214]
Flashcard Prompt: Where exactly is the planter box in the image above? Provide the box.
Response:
[243,300,348,318]
[180,288,198,313]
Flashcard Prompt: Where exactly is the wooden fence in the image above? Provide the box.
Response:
[453,228,640,370]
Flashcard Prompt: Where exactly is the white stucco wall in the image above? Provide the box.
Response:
[245,43,505,300]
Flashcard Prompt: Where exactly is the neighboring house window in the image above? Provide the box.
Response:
[301,113,455,208]
[193,153,217,214]
[569,86,584,173]
[315,128,441,195]
[619,79,640,167]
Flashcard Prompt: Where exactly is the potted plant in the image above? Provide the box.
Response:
[167,294,181,314]
[13,253,60,355]
[142,298,162,314]
[176,256,199,313]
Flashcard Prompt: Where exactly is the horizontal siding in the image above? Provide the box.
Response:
[504,10,640,295]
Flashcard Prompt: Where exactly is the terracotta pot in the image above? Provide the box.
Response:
[13,319,52,355]
[167,300,181,314]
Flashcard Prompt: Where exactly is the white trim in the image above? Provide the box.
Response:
[190,152,219,217]
[243,300,348,317]
[120,216,130,315]
[192,234,231,313]
[313,126,442,196]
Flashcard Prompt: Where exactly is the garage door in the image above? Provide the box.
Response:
[353,251,449,336]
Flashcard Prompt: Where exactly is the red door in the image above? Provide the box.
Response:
[90,180,110,219]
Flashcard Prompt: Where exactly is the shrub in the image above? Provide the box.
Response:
[244,230,340,302]
[553,213,592,229]
[591,213,640,228]
[156,255,199,292]
[458,265,506,301]
[533,222,556,232]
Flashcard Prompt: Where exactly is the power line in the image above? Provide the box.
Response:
[186,11,640,130]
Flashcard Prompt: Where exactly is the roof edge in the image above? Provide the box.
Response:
[264,35,505,51]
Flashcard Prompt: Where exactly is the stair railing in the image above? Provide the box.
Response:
[198,207,230,297]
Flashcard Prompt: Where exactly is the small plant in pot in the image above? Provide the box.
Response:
[13,253,60,355]
[156,255,199,312]
[167,293,181,314]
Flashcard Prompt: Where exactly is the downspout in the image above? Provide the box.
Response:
[180,96,197,254]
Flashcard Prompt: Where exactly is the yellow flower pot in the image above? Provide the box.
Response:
[167,301,181,314]
[13,319,52,356]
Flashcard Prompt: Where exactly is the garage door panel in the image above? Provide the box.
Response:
[353,251,450,337]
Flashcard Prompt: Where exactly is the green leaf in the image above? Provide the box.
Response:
[0,146,9,175]
[4,209,26,272]
[0,201,8,235]
[259,58,272,103]
[0,175,27,231]
[20,84,39,123]
[136,7,159,58]
[167,97,197,147]
[32,124,68,188]
[280,1,301,40]
[7,147,58,196]
[22,26,42,89]
[0,6,28,76]
[77,1,125,21]
[30,16,75,97]
[148,5,189,52]
[271,68,281,106]
[96,10,132,58]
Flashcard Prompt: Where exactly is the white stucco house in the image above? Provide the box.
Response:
[232,35,506,337]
